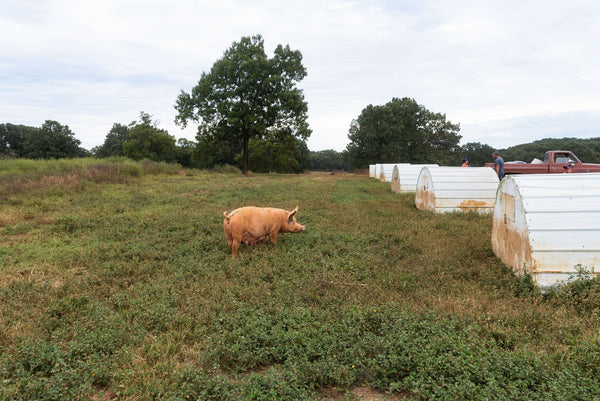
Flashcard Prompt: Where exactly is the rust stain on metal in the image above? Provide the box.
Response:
[391,168,400,193]
[492,216,534,276]
[416,189,435,211]
[458,199,493,211]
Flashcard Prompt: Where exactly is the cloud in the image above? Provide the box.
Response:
[464,110,600,149]
[2,0,600,152]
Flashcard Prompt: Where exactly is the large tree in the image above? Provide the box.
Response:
[175,138,199,168]
[174,34,311,173]
[1,123,36,157]
[244,131,311,173]
[459,142,496,167]
[93,123,130,158]
[122,112,177,162]
[23,120,81,159]
[1,122,86,159]
[345,97,462,168]
[310,149,349,171]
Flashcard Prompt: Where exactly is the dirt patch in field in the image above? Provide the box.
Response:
[318,386,412,400]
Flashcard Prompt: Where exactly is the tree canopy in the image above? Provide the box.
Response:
[122,112,177,163]
[174,34,311,173]
[309,149,349,171]
[458,142,496,167]
[244,132,311,173]
[92,112,179,164]
[345,98,462,168]
[1,121,84,159]
[93,123,130,158]
[1,123,35,157]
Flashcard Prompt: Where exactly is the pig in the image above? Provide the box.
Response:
[223,206,306,256]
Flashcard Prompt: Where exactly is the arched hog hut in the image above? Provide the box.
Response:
[391,164,438,193]
[492,173,600,287]
[374,164,383,180]
[379,163,408,182]
[415,167,499,213]
[369,165,376,178]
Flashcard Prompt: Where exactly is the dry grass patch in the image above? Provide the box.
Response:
[318,386,412,400]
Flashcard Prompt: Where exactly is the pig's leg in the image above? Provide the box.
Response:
[225,230,233,250]
[230,232,242,256]
[224,218,235,251]
[231,238,241,256]
[268,231,278,244]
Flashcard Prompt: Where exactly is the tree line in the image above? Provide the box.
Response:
[0,120,89,159]
[0,115,344,171]
[3,34,599,171]
[3,114,599,171]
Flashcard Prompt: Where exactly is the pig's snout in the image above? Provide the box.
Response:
[289,223,305,233]
[294,225,306,233]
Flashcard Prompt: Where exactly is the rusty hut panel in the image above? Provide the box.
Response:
[415,167,499,213]
[369,165,376,178]
[391,165,401,193]
[492,173,600,287]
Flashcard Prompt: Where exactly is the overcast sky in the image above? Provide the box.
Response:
[2,0,600,152]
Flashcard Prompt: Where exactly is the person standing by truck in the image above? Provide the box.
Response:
[461,158,469,167]
[493,152,504,180]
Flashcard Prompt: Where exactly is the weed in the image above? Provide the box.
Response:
[544,265,600,315]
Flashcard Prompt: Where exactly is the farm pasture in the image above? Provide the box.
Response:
[1,160,600,400]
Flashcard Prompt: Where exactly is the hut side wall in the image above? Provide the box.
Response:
[491,177,533,276]
[391,164,438,193]
[375,164,383,180]
[369,165,376,178]
[492,174,600,287]
[415,167,499,213]
[415,169,434,211]
[391,166,400,193]
[379,163,407,183]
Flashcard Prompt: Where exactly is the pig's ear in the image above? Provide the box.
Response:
[288,207,298,219]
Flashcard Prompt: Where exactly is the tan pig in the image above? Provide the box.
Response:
[223,206,306,256]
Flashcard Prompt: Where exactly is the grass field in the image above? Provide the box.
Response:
[2,159,600,400]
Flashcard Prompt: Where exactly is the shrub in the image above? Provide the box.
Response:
[545,266,600,314]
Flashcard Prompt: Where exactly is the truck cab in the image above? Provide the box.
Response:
[546,151,578,173]
[485,150,600,175]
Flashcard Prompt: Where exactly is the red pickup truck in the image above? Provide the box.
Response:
[485,150,600,174]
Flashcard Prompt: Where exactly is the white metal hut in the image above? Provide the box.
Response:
[374,164,383,180]
[369,165,376,178]
[379,163,408,182]
[491,173,600,287]
[391,164,439,193]
[415,167,499,213]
